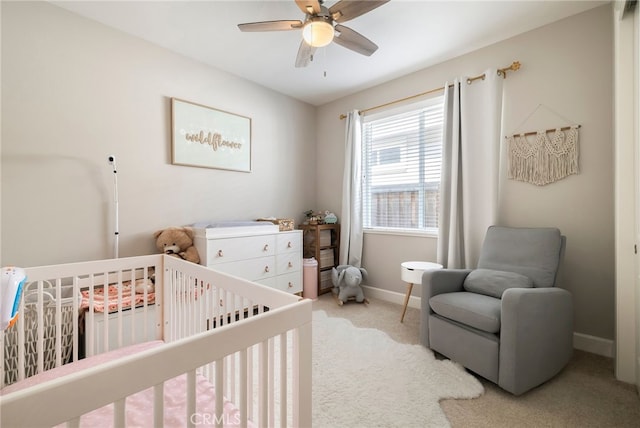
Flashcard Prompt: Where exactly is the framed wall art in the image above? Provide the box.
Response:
[171,98,252,172]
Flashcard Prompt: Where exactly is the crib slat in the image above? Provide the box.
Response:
[114,398,125,427]
[247,344,254,422]
[71,276,79,363]
[17,294,25,381]
[229,353,236,402]
[116,271,123,349]
[259,340,268,428]
[280,332,287,428]
[36,280,44,375]
[293,321,313,428]
[102,271,109,352]
[55,278,62,367]
[187,369,196,428]
[191,274,198,334]
[154,264,163,342]
[214,287,221,329]
[0,330,4,387]
[215,358,224,428]
[239,348,248,428]
[87,275,95,357]
[130,270,137,347]
[269,337,275,428]
[154,382,164,426]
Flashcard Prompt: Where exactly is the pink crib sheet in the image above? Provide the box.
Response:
[80,282,155,313]
[3,341,252,427]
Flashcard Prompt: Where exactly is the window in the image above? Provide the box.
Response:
[362,96,445,233]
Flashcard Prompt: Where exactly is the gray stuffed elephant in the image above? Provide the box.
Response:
[331,265,368,305]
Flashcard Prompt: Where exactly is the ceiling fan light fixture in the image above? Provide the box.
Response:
[302,19,334,47]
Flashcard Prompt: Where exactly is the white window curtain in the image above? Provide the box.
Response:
[340,110,364,267]
[437,70,504,268]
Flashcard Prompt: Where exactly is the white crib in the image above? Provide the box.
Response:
[0,255,312,427]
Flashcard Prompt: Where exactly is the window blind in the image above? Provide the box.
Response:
[362,96,445,231]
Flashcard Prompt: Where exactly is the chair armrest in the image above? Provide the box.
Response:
[419,269,471,347]
[424,269,471,297]
[499,287,573,395]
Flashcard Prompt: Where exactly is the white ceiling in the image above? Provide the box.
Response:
[52,0,607,106]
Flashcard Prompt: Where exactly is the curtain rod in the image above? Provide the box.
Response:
[339,61,521,120]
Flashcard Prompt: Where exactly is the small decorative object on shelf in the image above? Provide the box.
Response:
[323,211,338,224]
[303,209,325,225]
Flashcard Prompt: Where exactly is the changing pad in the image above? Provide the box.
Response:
[192,221,279,238]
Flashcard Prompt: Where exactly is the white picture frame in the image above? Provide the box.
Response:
[171,98,251,172]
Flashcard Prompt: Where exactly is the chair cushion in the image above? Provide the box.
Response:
[429,292,501,334]
[477,226,562,288]
[463,268,533,298]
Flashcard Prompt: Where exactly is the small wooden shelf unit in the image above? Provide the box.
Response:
[299,223,340,295]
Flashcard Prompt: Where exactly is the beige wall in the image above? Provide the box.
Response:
[317,5,614,341]
[1,2,317,266]
[1,2,616,343]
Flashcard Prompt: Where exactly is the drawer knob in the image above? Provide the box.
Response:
[217,250,224,257]
[288,261,293,268]
[263,244,269,252]
[288,282,293,288]
[264,266,270,273]
[287,241,292,248]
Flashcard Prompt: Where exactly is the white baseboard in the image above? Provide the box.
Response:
[362,285,420,307]
[573,332,615,358]
[363,285,615,358]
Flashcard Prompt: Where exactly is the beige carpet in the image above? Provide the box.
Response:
[313,293,640,427]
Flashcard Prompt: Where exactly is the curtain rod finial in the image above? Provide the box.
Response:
[498,61,521,79]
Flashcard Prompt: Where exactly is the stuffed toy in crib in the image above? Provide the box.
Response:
[154,226,200,264]
[331,265,368,305]
[134,268,156,294]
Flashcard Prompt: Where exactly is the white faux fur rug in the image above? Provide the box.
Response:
[312,310,484,428]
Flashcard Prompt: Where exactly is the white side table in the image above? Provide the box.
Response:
[400,261,443,322]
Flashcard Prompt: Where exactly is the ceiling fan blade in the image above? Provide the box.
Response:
[333,24,378,56]
[295,40,317,68]
[329,0,389,23]
[295,0,321,16]
[238,20,303,32]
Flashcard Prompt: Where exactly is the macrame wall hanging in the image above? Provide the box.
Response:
[506,104,581,186]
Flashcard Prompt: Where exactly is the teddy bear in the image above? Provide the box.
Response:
[153,226,200,264]
[331,265,369,305]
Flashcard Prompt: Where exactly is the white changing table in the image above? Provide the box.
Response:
[193,223,303,295]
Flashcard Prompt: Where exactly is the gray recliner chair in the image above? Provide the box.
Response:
[420,226,572,395]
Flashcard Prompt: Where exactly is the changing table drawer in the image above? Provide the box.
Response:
[277,233,301,254]
[276,271,302,294]
[213,256,276,282]
[205,235,276,265]
[277,252,301,275]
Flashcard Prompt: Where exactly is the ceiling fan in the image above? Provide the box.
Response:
[237,0,389,68]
